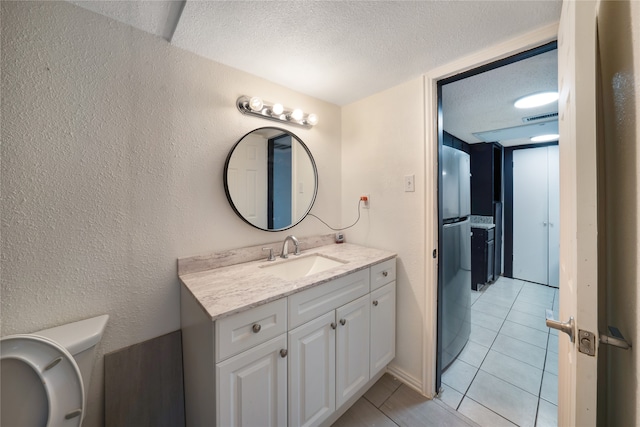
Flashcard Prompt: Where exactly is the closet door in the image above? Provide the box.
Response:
[513,147,550,285]
[547,145,560,287]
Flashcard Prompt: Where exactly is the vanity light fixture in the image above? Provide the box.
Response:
[236,95,319,128]
[514,91,559,109]
[531,133,559,142]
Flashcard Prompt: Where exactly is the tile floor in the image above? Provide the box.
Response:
[332,276,559,427]
[332,373,481,427]
[439,276,559,427]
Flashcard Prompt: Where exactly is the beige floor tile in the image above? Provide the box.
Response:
[469,324,498,348]
[536,399,558,427]
[437,386,464,410]
[331,397,397,427]
[442,358,478,394]
[458,397,517,427]
[363,373,402,408]
[480,350,543,395]
[381,385,479,427]
[467,371,538,427]
[492,334,546,369]
[499,320,549,349]
[540,372,558,405]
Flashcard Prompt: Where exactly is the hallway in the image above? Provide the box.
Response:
[439,276,559,426]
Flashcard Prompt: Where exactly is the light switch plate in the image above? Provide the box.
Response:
[404,175,415,192]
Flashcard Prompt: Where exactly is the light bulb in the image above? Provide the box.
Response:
[249,96,264,112]
[271,103,284,115]
[514,92,559,109]
[291,109,304,121]
[306,113,319,126]
[531,133,559,142]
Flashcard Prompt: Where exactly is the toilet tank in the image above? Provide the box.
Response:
[35,315,109,391]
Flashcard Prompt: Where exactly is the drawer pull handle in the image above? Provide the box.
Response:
[330,322,337,330]
[382,271,388,277]
[339,319,346,326]
[280,349,288,358]
[252,324,262,333]
[373,300,379,306]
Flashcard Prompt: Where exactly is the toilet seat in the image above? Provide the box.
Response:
[1,334,85,427]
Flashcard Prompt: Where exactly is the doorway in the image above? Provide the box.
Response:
[435,42,560,426]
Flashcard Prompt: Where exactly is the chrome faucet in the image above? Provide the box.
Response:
[281,235,300,259]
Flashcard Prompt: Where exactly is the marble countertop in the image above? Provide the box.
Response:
[470,223,495,230]
[179,243,396,321]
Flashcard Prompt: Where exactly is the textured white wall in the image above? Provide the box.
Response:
[1,2,341,425]
[341,78,427,389]
[597,0,640,424]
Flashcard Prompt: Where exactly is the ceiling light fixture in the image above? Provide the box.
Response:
[237,96,318,128]
[514,92,559,109]
[531,133,559,142]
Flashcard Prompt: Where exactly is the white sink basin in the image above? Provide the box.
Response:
[260,254,347,280]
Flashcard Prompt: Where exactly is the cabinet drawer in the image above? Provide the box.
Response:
[370,258,396,291]
[215,298,288,363]
[288,269,369,329]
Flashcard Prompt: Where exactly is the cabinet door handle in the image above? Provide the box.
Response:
[252,324,261,333]
[330,322,337,330]
[382,271,388,277]
[339,319,346,326]
[372,300,379,306]
[280,349,288,358]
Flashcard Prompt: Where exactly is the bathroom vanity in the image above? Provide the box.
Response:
[179,241,396,427]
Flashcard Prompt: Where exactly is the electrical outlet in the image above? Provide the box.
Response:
[405,175,415,192]
[361,194,370,209]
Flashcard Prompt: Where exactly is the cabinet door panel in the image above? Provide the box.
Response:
[289,311,336,427]
[336,295,370,408]
[216,335,287,427]
[370,282,396,377]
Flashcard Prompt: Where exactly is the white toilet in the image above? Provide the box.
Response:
[1,315,109,427]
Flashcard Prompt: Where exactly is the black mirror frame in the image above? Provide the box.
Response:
[223,127,318,232]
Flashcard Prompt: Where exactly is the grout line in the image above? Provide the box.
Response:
[464,395,520,427]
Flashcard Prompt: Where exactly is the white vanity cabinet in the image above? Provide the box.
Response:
[288,311,336,427]
[217,334,288,427]
[335,294,370,407]
[370,281,396,376]
[180,255,396,427]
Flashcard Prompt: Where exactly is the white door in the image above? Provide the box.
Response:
[547,145,560,287]
[513,146,560,287]
[335,295,370,408]
[556,0,599,425]
[216,335,288,427]
[226,133,268,229]
[370,282,396,377]
[288,311,336,427]
[513,146,550,285]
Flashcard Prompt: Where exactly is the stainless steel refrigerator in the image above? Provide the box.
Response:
[440,145,471,371]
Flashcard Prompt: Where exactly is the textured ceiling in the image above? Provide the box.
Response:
[70,0,562,107]
[443,48,559,147]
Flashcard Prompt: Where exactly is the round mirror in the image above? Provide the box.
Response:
[224,127,318,231]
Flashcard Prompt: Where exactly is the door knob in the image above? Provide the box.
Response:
[339,319,346,326]
[545,309,575,343]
